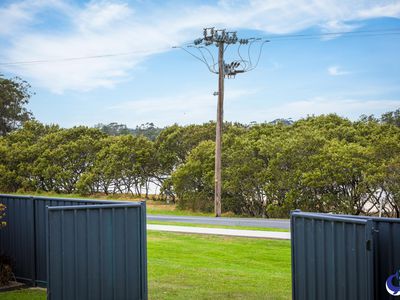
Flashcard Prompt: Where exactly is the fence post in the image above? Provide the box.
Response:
[290,210,297,300]
[140,201,148,300]
[46,205,51,300]
[31,196,37,286]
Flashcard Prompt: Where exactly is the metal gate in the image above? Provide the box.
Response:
[291,211,374,300]
[47,203,147,300]
[0,194,148,300]
[291,210,400,300]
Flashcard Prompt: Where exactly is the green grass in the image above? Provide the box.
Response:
[148,231,291,300]
[148,221,290,232]
[0,288,45,300]
[146,206,214,217]
[0,231,291,300]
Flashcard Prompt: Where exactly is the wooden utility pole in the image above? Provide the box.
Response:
[215,42,224,217]
[180,28,266,217]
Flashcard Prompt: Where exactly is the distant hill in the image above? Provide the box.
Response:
[94,122,163,141]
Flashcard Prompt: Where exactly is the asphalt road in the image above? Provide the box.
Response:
[147,215,290,229]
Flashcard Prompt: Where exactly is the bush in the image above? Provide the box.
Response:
[0,205,11,287]
[177,191,214,212]
[0,254,13,286]
[0,204,5,228]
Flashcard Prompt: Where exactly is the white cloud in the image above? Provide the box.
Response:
[0,0,68,36]
[75,2,134,32]
[357,2,400,19]
[1,0,399,92]
[327,65,350,76]
[1,1,173,93]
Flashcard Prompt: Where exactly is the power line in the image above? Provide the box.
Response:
[263,27,400,40]
[0,47,171,66]
[0,28,399,66]
[267,30,400,42]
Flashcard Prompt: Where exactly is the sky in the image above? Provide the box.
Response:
[0,0,400,128]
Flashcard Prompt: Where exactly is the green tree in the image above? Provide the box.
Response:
[78,135,156,197]
[366,122,400,216]
[32,126,105,193]
[386,157,400,217]
[94,122,131,136]
[0,75,33,136]
[381,108,400,127]
[132,123,163,141]
[223,125,271,216]
[0,121,59,192]
[300,139,371,214]
[154,123,216,200]
[172,140,215,211]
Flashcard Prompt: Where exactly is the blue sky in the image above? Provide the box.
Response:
[0,0,399,128]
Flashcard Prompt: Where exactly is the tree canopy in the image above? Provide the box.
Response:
[0,75,33,136]
[0,110,399,218]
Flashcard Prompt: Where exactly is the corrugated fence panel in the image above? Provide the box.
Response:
[0,195,123,286]
[47,203,147,300]
[0,195,35,284]
[291,211,375,300]
[33,197,114,286]
[316,213,400,300]
[372,219,400,300]
[0,194,147,298]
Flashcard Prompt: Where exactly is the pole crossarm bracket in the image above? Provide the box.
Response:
[177,27,268,78]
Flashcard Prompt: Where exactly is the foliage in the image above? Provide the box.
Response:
[94,122,163,140]
[170,112,400,217]
[381,108,400,127]
[29,126,104,193]
[0,204,5,228]
[153,122,215,200]
[0,110,399,217]
[94,122,131,136]
[0,121,60,192]
[0,75,33,136]
[0,254,13,286]
[172,140,215,211]
[78,135,156,197]
[132,122,163,141]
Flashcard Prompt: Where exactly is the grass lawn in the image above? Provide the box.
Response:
[148,231,291,300]
[148,221,290,232]
[1,231,291,300]
[0,288,45,299]
[146,205,213,217]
